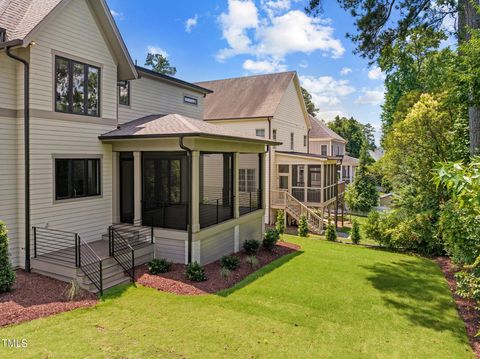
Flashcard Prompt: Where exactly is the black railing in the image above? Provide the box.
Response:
[109,226,135,282]
[33,226,78,266]
[110,223,153,249]
[77,237,103,295]
[239,190,262,216]
[142,200,188,230]
[199,196,234,229]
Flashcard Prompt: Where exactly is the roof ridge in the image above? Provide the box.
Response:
[175,114,200,133]
[195,71,296,84]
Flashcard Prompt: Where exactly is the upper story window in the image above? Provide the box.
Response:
[256,129,265,138]
[118,81,130,106]
[321,145,328,156]
[55,56,100,117]
[184,95,198,106]
[272,129,277,140]
[55,158,101,200]
[290,133,294,151]
[304,135,307,147]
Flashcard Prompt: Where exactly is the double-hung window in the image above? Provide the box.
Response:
[321,145,328,156]
[55,158,101,200]
[118,81,130,106]
[55,56,100,116]
[256,129,265,138]
[239,169,256,192]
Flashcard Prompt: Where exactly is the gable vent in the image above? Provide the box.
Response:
[0,28,6,43]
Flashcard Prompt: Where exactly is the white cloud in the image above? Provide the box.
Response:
[355,87,385,106]
[110,9,124,20]
[217,1,344,62]
[318,110,349,121]
[340,67,352,76]
[147,46,169,58]
[367,66,386,80]
[185,14,199,33]
[243,58,287,73]
[301,75,355,104]
[299,60,308,69]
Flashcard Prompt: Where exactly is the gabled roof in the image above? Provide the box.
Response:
[309,115,346,142]
[195,72,297,120]
[99,114,281,146]
[0,0,137,80]
[136,66,213,95]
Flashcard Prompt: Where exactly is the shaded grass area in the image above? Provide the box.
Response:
[336,214,379,246]
[0,237,473,358]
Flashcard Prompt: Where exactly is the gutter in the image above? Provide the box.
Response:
[6,46,30,272]
[179,137,193,263]
[267,117,272,224]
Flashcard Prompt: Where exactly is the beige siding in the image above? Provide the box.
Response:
[309,140,330,156]
[200,227,235,264]
[0,55,19,110]
[272,80,309,153]
[239,216,262,247]
[154,237,186,264]
[118,76,204,123]
[29,0,118,120]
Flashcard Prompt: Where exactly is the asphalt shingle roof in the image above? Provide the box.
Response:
[309,115,346,142]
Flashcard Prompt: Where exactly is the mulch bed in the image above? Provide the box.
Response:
[136,241,300,295]
[0,270,98,328]
[437,257,480,358]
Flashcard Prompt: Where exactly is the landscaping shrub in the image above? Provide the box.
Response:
[220,255,240,271]
[0,221,15,293]
[325,222,337,242]
[148,258,171,274]
[185,262,207,282]
[298,214,308,237]
[243,239,261,255]
[275,210,285,235]
[245,255,259,269]
[219,267,231,280]
[351,219,361,244]
[263,229,280,251]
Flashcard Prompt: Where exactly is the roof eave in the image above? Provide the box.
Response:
[0,39,23,50]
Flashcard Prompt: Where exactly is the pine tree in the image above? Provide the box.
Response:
[0,222,15,293]
[325,221,337,242]
[275,210,285,235]
[350,219,361,244]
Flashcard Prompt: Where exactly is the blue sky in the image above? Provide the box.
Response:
[107,0,385,143]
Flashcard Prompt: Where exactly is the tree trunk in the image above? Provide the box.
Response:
[459,0,480,155]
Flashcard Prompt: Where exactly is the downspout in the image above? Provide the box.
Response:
[179,137,193,263]
[267,117,272,224]
[307,128,311,154]
[6,46,30,272]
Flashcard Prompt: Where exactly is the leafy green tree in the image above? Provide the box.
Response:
[301,87,319,116]
[327,116,375,157]
[275,210,285,235]
[305,0,480,154]
[298,214,309,237]
[145,53,177,76]
[0,222,15,293]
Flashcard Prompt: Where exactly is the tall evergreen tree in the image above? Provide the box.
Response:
[145,53,177,76]
[301,87,319,116]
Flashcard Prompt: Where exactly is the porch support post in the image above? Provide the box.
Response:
[112,151,120,224]
[234,152,240,219]
[320,163,325,204]
[133,151,142,226]
[191,151,200,233]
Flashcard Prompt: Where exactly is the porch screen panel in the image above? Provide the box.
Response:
[142,152,188,230]
[238,153,262,216]
[307,165,321,203]
[291,165,305,202]
[199,153,234,228]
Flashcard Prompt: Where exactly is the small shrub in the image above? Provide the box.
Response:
[275,210,285,235]
[325,222,337,242]
[350,219,361,244]
[243,239,261,255]
[263,229,280,251]
[219,267,231,280]
[0,222,15,293]
[220,255,240,271]
[245,255,259,269]
[185,262,207,282]
[298,214,308,237]
[148,258,171,274]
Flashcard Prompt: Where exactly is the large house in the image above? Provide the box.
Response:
[196,73,349,230]
[0,0,277,293]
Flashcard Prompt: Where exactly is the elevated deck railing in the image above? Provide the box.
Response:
[77,237,103,295]
[109,226,135,282]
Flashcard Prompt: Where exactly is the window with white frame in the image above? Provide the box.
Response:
[290,133,294,151]
[272,129,277,140]
[304,135,307,147]
[239,169,256,192]
[255,129,265,138]
[321,145,328,156]
[183,95,198,106]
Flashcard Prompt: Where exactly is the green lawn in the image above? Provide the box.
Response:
[0,237,473,358]
[336,214,379,246]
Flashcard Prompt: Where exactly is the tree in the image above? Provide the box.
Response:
[305,0,480,155]
[325,221,337,241]
[144,53,177,76]
[298,214,309,237]
[350,219,361,244]
[0,222,15,293]
[275,210,285,235]
[301,87,319,116]
[327,116,375,157]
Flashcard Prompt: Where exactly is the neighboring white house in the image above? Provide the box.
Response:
[196,73,344,229]
[0,0,275,292]
[308,115,359,183]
